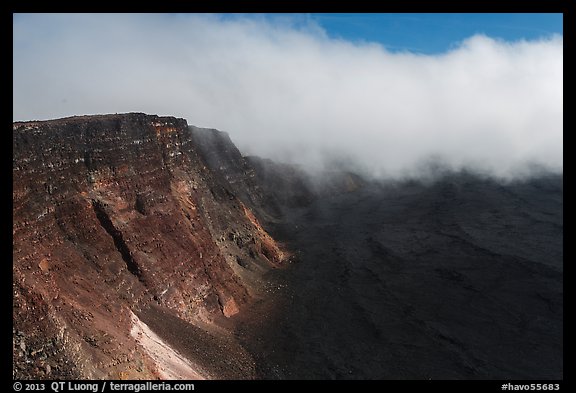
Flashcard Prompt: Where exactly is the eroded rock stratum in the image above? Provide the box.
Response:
[13,112,563,380]
[13,113,285,379]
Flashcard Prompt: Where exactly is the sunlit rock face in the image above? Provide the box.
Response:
[13,113,284,379]
[12,112,563,380]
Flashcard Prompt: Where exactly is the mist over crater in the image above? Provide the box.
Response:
[13,14,562,180]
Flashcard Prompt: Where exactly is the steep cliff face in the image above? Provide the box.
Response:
[12,113,285,379]
[188,127,264,211]
[13,113,563,381]
[188,126,316,220]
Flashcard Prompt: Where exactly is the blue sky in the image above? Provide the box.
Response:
[249,13,563,54]
[13,13,563,178]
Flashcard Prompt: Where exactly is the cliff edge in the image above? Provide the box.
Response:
[13,113,285,379]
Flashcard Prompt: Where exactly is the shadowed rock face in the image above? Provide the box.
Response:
[12,113,284,379]
[13,113,563,380]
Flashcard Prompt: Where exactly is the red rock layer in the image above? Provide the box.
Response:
[13,113,285,379]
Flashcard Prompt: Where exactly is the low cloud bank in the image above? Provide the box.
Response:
[13,14,563,179]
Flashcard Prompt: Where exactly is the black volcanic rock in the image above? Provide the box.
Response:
[233,172,563,379]
[188,126,266,212]
[13,113,563,380]
[188,127,317,226]
[245,156,315,210]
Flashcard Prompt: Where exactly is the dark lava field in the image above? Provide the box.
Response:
[13,114,562,380]
[234,173,563,379]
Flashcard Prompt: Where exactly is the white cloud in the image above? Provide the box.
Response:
[13,14,563,179]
